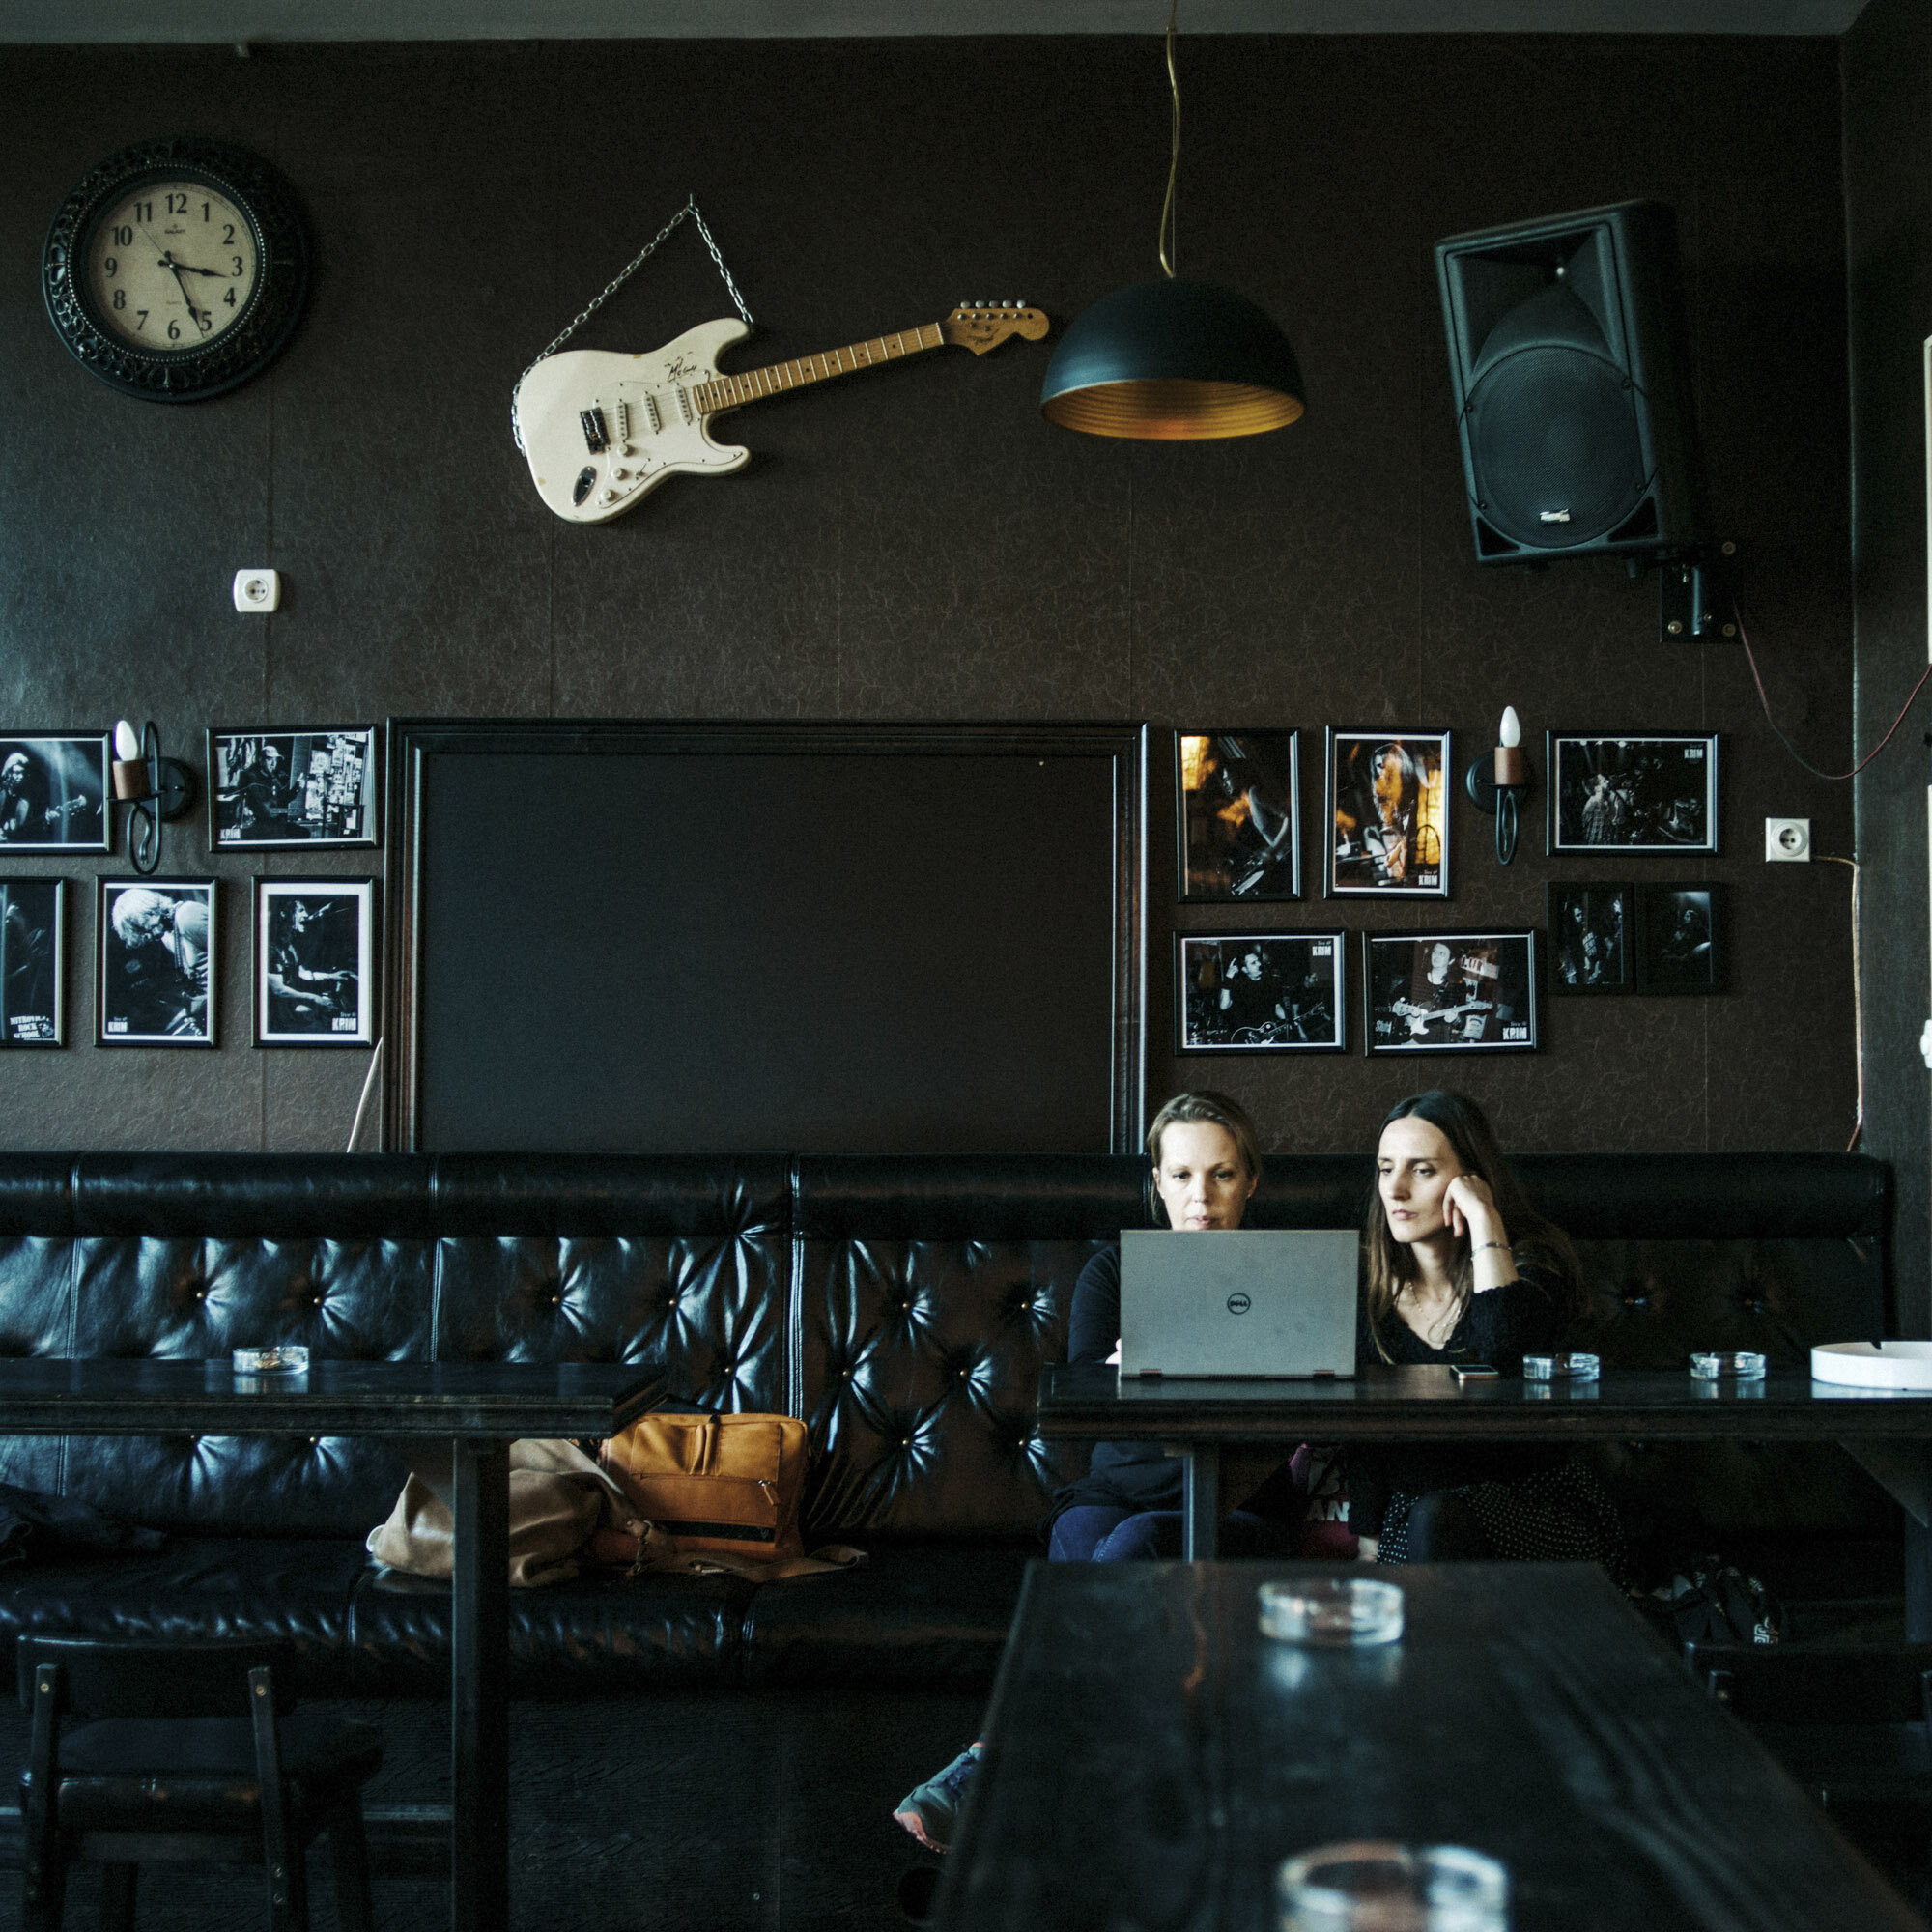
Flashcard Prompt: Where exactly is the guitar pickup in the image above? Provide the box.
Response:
[580,408,610,453]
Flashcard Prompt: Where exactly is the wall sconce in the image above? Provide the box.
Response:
[112,719,197,877]
[1463,706,1533,866]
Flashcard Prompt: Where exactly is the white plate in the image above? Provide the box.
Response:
[1811,1341,1932,1390]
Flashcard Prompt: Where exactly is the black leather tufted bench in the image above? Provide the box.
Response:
[0,1147,1892,1701]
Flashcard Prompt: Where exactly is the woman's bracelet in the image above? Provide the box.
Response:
[1473,1238,1513,1255]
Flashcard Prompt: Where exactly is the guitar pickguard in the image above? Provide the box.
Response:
[515,319,752,526]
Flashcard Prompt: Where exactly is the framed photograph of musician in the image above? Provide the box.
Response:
[1546,882,1633,996]
[254,878,377,1046]
[1634,882,1723,995]
[1364,930,1538,1054]
[97,877,215,1047]
[1176,730,1300,900]
[208,725,381,850]
[1175,931,1348,1052]
[1325,729,1451,897]
[0,878,65,1045]
[1548,731,1719,855]
[0,733,110,854]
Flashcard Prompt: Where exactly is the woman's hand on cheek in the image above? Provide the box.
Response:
[1444,1174,1502,1247]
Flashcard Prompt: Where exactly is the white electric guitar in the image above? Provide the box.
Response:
[514,303,1049,525]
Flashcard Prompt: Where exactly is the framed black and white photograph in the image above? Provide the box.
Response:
[1176,932,1347,1052]
[1176,730,1299,900]
[1,878,64,1045]
[98,877,215,1046]
[255,878,377,1046]
[0,733,110,853]
[1547,882,1632,995]
[208,725,380,849]
[1635,882,1722,994]
[1326,729,1451,897]
[1365,931,1538,1054]
[1548,732,1719,854]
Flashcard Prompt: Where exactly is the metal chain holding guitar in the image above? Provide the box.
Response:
[514,303,1048,525]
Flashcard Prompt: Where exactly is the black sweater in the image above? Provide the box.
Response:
[1346,1266,1570,1537]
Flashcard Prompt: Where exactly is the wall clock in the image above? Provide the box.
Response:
[43,137,310,403]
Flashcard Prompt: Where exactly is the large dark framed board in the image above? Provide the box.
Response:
[383,720,1147,1154]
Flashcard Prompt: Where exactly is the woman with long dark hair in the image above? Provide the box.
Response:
[1350,1089,1625,1572]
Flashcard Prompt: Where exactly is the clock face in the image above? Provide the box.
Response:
[43,138,309,403]
[84,179,260,352]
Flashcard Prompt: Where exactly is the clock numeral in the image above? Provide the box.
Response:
[135,310,149,331]
[111,289,125,311]
[133,202,152,224]
[111,225,132,247]
[165,192,188,215]
[224,288,237,308]
[166,319,180,341]
[223,224,235,244]
[201,201,211,222]
[102,257,117,278]
[196,313,212,333]
[232,256,243,275]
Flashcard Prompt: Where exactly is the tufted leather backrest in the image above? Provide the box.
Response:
[0,1149,1891,1542]
[0,1154,789,1536]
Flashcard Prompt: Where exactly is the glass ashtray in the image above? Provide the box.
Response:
[232,1345,309,1375]
[1522,1352,1599,1382]
[1259,1577,1404,1647]
[1279,1841,1509,1932]
[1690,1351,1766,1380]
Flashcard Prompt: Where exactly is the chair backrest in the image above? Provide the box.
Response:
[16,1636,299,1720]
[1685,1640,1932,1728]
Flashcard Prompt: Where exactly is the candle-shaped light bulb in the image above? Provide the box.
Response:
[1499,705,1521,750]
[113,720,141,762]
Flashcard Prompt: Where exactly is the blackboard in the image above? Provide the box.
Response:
[384,722,1145,1153]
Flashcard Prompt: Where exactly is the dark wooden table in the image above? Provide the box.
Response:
[936,1561,1923,1932]
[1039,1362,1932,1627]
[0,1356,661,1932]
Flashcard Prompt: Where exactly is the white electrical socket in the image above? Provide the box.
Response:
[233,568,280,612]
[1764,816,1812,863]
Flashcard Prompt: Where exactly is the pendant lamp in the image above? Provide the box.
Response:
[1039,2,1305,441]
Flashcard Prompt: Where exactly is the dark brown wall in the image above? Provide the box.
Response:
[1847,0,1932,1334]
[0,34,1856,1162]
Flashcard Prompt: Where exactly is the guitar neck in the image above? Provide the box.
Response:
[694,322,948,414]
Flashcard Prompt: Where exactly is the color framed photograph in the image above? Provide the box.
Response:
[1,878,65,1045]
[98,877,215,1046]
[255,877,378,1046]
[0,733,111,853]
[1176,729,1299,900]
[1547,882,1632,995]
[1548,732,1719,854]
[208,725,380,849]
[1365,930,1538,1054]
[1175,931,1347,1052]
[1634,882,1722,994]
[1325,729,1450,897]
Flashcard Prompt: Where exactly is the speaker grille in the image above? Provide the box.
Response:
[1464,345,1648,548]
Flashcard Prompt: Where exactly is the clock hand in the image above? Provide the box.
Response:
[166,261,209,331]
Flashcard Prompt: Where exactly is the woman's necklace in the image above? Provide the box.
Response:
[1399,1281,1461,1349]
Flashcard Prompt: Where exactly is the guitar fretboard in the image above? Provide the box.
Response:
[694,323,945,414]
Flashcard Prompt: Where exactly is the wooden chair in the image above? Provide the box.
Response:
[1687,1639,1932,1897]
[15,1636,382,1932]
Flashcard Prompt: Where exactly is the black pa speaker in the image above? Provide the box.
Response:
[1435,200,1704,565]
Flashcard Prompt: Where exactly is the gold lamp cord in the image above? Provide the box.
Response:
[1158,0,1180,278]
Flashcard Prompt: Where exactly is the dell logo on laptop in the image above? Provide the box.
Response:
[1226,1292,1252,1315]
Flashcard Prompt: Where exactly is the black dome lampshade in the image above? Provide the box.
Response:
[1039,276,1306,440]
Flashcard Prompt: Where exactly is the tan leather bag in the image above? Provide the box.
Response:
[592,1411,861,1579]
[594,1412,808,1561]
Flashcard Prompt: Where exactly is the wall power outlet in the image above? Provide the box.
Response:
[1765,816,1812,862]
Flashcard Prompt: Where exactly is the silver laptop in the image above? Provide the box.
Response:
[1118,1229,1358,1378]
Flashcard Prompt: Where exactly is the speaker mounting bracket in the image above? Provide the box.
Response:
[1659,543,1737,644]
